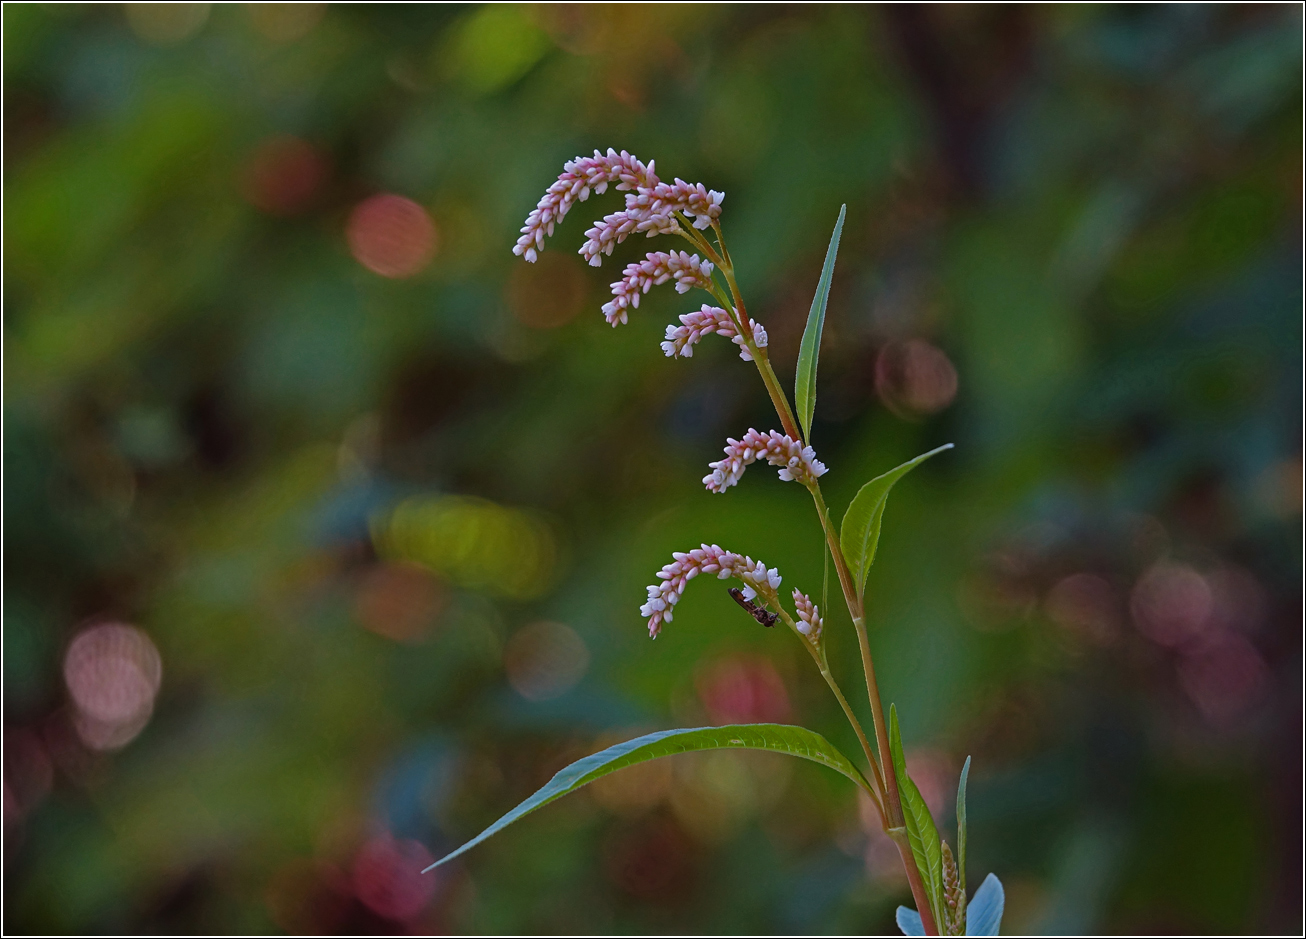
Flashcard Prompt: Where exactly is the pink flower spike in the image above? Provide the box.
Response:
[703,429,828,493]
[661,305,768,360]
[641,544,782,638]
[513,149,659,262]
[601,251,715,326]
[793,590,822,643]
[625,179,724,231]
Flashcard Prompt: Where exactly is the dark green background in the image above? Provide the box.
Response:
[4,4,1301,934]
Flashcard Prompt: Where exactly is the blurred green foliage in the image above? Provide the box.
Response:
[4,4,1301,934]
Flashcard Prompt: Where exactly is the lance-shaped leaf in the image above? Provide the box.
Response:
[794,204,845,442]
[424,723,870,872]
[839,443,953,600]
[957,755,971,911]
[890,704,945,931]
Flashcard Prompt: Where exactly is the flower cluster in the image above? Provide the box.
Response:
[626,180,724,232]
[578,179,724,266]
[703,428,828,493]
[640,544,782,638]
[514,149,658,263]
[511,148,724,270]
[661,305,768,361]
[602,251,715,326]
[792,590,823,642]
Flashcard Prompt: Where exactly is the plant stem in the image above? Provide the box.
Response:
[715,223,937,934]
[749,348,802,441]
[778,611,885,824]
[818,663,886,823]
[673,215,726,268]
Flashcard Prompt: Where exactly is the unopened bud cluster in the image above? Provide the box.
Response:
[514,149,658,264]
[603,251,715,326]
[941,841,965,935]
[704,428,828,493]
[512,148,723,270]
[661,305,768,361]
[581,179,724,263]
[792,590,823,643]
[641,544,781,638]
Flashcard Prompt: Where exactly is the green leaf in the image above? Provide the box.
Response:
[423,723,870,871]
[793,204,845,442]
[839,443,954,600]
[890,705,946,931]
[957,755,971,902]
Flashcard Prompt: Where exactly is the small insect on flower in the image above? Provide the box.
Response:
[728,586,779,627]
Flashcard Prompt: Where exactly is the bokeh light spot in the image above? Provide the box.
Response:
[125,3,210,45]
[875,339,959,418]
[1177,633,1272,726]
[1130,561,1212,647]
[353,561,445,644]
[248,3,326,43]
[63,623,162,751]
[240,135,329,216]
[373,494,559,600]
[1045,572,1120,645]
[448,5,551,95]
[352,834,436,922]
[694,654,792,725]
[503,621,589,701]
[347,194,437,279]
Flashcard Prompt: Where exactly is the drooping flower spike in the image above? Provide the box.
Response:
[513,149,658,263]
[580,179,725,267]
[641,544,781,638]
[661,305,768,361]
[602,251,716,326]
[704,428,829,494]
[514,149,725,268]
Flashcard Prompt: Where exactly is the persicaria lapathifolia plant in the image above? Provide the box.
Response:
[428,149,1005,937]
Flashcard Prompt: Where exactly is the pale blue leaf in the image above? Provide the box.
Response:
[966,873,1005,936]
[896,906,925,936]
[957,754,971,906]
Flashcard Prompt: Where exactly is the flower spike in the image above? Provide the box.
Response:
[513,151,724,269]
[792,589,823,643]
[661,305,768,361]
[513,149,658,263]
[640,544,782,638]
[704,428,828,493]
[602,251,715,326]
